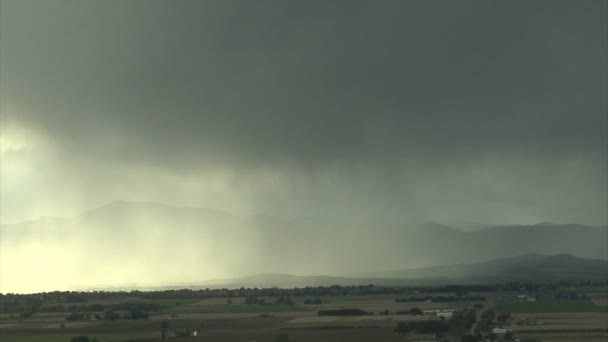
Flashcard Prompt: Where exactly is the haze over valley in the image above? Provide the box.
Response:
[2,200,606,293]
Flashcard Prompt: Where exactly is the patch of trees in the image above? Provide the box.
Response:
[37,302,166,313]
[69,337,98,342]
[318,308,372,316]
[394,307,423,315]
[65,294,88,303]
[122,309,150,319]
[0,296,42,320]
[303,298,327,304]
[396,294,485,303]
[395,309,476,337]
[451,309,476,331]
[42,305,70,313]
[495,280,605,292]
[244,296,266,305]
[496,312,511,324]
[461,333,483,342]
[243,296,295,306]
[65,312,91,320]
[0,284,490,308]
[1,280,606,314]
[274,296,295,305]
[474,309,496,333]
[102,310,120,320]
[86,309,148,320]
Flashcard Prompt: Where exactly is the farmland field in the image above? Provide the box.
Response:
[495,299,608,313]
[0,291,472,342]
[163,304,312,314]
[592,298,608,306]
[503,306,608,342]
[0,333,160,342]
[1,288,607,342]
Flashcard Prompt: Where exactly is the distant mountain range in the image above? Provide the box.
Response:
[78,253,608,290]
[1,201,607,292]
[348,253,608,283]
[195,254,608,288]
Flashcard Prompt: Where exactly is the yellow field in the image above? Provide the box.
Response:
[519,332,608,342]
[287,314,434,324]
[511,312,608,319]
[510,312,608,342]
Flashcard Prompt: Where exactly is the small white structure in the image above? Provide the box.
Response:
[492,327,510,334]
[527,297,537,302]
[437,312,453,318]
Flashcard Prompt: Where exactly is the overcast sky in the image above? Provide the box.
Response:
[1,0,606,226]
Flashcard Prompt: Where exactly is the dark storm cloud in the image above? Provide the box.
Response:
[1,0,606,225]
[3,0,605,166]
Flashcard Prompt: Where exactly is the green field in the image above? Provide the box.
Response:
[496,299,608,313]
[63,298,198,307]
[165,304,312,314]
[2,289,606,342]
[0,332,158,342]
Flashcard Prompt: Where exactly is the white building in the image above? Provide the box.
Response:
[492,327,510,334]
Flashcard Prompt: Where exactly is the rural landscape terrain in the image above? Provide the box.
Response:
[1,274,607,342]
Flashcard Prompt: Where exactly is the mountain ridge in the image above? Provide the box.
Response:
[70,253,608,291]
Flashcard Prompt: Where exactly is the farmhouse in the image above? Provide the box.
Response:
[423,308,456,316]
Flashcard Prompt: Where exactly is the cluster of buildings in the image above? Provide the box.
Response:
[516,294,537,302]
[422,308,455,318]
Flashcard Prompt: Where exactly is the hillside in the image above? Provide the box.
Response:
[352,253,608,283]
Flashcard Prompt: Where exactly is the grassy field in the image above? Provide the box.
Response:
[0,332,159,342]
[0,293,458,342]
[507,311,608,342]
[164,304,312,314]
[518,332,608,342]
[496,299,608,313]
[2,292,607,342]
[592,298,608,306]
